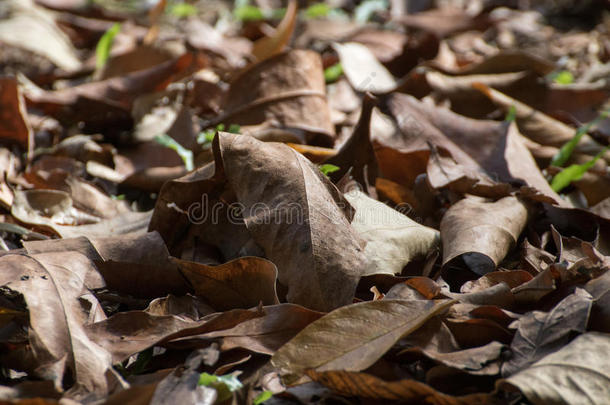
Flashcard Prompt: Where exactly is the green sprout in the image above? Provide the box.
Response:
[324,63,343,83]
[319,164,340,177]
[551,145,610,192]
[253,390,274,404]
[167,2,198,17]
[154,134,194,171]
[95,23,121,70]
[551,110,610,167]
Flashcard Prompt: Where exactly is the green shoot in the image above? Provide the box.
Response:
[111,194,126,200]
[234,4,265,20]
[305,2,331,18]
[198,372,243,402]
[197,124,241,147]
[324,63,343,83]
[154,134,194,171]
[551,70,574,85]
[167,2,198,17]
[95,23,121,71]
[504,105,517,123]
[253,390,274,404]
[319,164,340,177]
[551,145,610,192]
[551,110,610,167]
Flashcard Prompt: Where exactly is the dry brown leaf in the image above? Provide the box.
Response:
[0,252,121,400]
[499,332,610,405]
[252,0,297,62]
[502,288,593,377]
[217,50,334,145]
[308,370,503,404]
[271,299,455,383]
[0,77,33,156]
[152,132,367,311]
[441,196,529,288]
[345,190,439,275]
[174,256,279,310]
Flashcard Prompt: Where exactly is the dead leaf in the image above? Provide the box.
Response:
[0,252,122,400]
[252,0,297,62]
[441,196,529,288]
[0,77,33,155]
[333,42,397,93]
[344,190,439,275]
[307,370,503,404]
[271,299,455,383]
[217,50,334,145]
[174,256,279,310]
[499,332,610,405]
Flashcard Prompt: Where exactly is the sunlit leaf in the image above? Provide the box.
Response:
[253,391,273,404]
[551,145,610,192]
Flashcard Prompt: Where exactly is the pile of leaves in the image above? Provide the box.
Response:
[1,0,610,403]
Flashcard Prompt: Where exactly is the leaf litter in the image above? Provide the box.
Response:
[0,0,610,404]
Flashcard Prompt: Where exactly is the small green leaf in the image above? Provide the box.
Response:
[95,23,121,70]
[324,62,343,83]
[551,145,610,192]
[227,124,241,133]
[354,0,388,23]
[504,105,517,123]
[111,194,126,201]
[154,134,194,171]
[305,2,330,18]
[551,110,610,167]
[319,164,340,177]
[198,372,243,402]
[253,390,273,404]
[168,2,198,17]
[552,70,574,85]
[234,4,265,20]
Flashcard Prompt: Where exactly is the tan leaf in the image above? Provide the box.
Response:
[441,196,529,288]
[252,0,298,62]
[175,256,280,310]
[271,299,455,383]
[499,332,610,405]
[344,190,439,275]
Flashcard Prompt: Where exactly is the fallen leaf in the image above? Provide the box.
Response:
[344,190,439,275]
[307,370,503,404]
[333,42,397,93]
[252,0,297,62]
[502,288,593,376]
[271,299,455,383]
[441,196,529,288]
[499,332,610,405]
[174,256,280,310]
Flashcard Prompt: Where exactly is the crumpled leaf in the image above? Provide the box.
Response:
[151,132,367,311]
[499,332,610,405]
[271,299,455,383]
[174,256,280,310]
[344,190,439,275]
[441,196,529,288]
[0,252,120,400]
[502,288,593,377]
[216,50,334,145]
